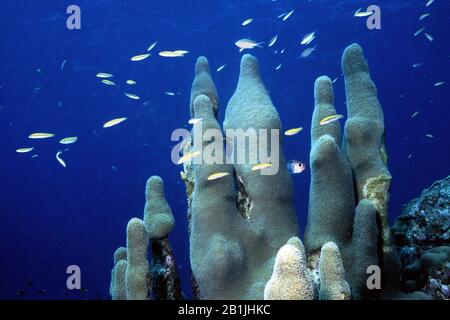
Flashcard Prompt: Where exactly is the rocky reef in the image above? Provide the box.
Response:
[109,43,443,300]
[392,175,450,299]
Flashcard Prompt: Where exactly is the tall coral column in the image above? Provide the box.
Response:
[187,55,299,299]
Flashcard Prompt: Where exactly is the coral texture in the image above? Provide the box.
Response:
[125,218,150,300]
[190,57,219,117]
[264,238,351,300]
[304,47,384,299]
[112,260,127,300]
[188,54,299,299]
[318,242,351,300]
[341,44,392,251]
[264,237,314,300]
[109,246,127,300]
[144,176,175,239]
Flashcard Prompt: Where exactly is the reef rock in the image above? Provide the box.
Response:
[392,175,450,299]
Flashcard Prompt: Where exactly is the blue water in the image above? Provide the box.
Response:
[0,0,449,299]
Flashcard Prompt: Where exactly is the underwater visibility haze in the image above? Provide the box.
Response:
[0,0,449,300]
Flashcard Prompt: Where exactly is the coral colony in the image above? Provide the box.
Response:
[109,44,446,300]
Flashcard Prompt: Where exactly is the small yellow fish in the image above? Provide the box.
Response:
[59,137,78,145]
[173,50,189,55]
[165,92,176,96]
[29,133,55,139]
[159,51,187,58]
[101,79,116,86]
[126,80,137,85]
[251,163,272,171]
[56,151,66,168]
[424,33,434,42]
[242,18,253,26]
[103,117,127,128]
[320,114,344,126]
[188,118,203,125]
[177,151,201,165]
[275,64,282,70]
[425,134,434,138]
[300,32,316,45]
[16,147,34,153]
[410,111,419,119]
[207,172,230,181]
[147,41,158,52]
[407,154,413,159]
[426,0,434,7]
[130,54,151,62]
[284,127,303,136]
[434,81,446,87]
[124,93,140,100]
[96,73,113,78]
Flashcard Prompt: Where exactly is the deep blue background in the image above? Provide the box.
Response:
[0,0,449,299]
